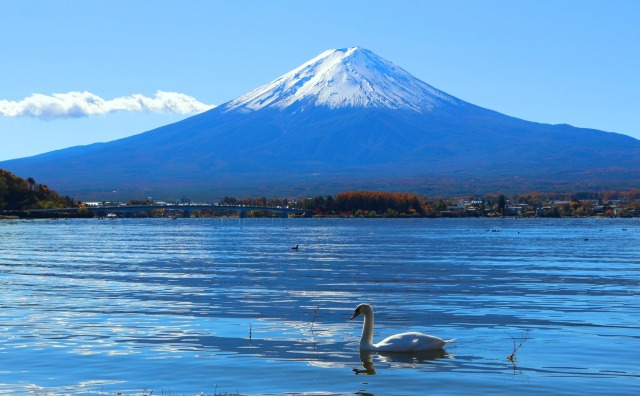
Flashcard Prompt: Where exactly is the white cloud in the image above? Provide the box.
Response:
[0,91,215,120]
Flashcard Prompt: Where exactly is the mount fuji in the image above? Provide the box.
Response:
[2,47,640,199]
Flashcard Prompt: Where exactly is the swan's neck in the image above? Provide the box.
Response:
[360,311,376,350]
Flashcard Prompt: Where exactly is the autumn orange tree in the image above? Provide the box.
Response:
[334,191,424,216]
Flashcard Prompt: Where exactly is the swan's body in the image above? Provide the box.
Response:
[350,303,454,352]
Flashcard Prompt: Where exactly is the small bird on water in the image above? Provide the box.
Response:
[291,245,299,250]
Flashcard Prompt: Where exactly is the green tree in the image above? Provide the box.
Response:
[0,169,78,212]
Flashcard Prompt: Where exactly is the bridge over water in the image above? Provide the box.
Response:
[8,204,311,218]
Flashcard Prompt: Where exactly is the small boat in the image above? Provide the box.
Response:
[106,213,117,219]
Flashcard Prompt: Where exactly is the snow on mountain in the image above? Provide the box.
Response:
[225,47,460,112]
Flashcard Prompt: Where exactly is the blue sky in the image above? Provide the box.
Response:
[1,0,639,161]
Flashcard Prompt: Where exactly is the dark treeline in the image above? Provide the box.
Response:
[3,166,639,219]
[286,190,640,218]
[217,191,425,217]
[214,189,640,217]
[220,195,289,208]
[294,191,424,217]
[0,169,78,212]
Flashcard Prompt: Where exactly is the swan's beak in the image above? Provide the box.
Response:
[350,310,360,320]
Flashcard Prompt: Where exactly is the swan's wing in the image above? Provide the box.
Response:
[375,332,447,352]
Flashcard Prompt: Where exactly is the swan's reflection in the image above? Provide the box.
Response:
[353,348,450,375]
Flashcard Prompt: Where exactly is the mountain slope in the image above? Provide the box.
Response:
[2,47,639,199]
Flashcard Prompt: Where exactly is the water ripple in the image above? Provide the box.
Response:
[0,218,638,395]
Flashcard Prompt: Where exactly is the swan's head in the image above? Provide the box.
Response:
[350,303,373,320]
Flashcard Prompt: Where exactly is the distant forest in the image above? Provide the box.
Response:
[232,190,640,218]
[296,191,424,217]
[0,169,78,212]
[3,167,640,218]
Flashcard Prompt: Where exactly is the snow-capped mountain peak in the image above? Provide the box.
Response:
[225,47,459,112]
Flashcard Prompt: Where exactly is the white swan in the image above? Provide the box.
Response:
[350,303,454,352]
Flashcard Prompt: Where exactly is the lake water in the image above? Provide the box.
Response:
[0,218,638,395]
